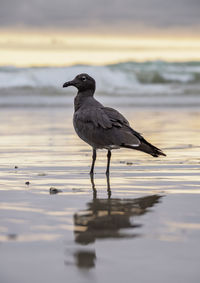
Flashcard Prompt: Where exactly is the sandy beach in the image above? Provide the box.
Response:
[0,106,200,283]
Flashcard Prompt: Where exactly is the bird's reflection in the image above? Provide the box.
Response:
[73,250,96,269]
[74,195,161,245]
[70,175,162,269]
[90,173,111,199]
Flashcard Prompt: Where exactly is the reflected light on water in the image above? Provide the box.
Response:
[167,221,200,231]
[0,109,200,196]
[0,108,200,255]
[0,233,61,242]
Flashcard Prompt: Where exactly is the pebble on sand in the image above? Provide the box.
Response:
[7,234,18,240]
[49,187,62,194]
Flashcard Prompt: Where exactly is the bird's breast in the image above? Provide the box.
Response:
[73,112,94,147]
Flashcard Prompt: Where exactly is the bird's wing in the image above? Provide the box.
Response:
[102,107,130,127]
[74,106,166,156]
[76,107,112,129]
[74,107,141,147]
[78,107,129,129]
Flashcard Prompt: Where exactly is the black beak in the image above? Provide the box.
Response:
[63,80,75,88]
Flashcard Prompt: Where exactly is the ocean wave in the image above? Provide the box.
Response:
[1,61,200,89]
[0,61,200,106]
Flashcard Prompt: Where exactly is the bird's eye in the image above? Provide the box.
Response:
[81,76,87,81]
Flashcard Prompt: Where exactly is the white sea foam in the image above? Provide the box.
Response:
[0,61,200,106]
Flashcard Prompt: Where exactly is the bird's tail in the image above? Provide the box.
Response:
[122,138,166,157]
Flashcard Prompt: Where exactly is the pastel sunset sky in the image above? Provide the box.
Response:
[1,0,200,66]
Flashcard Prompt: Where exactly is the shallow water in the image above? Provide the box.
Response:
[0,107,200,283]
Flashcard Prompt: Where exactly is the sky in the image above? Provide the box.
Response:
[0,0,200,66]
[1,0,200,34]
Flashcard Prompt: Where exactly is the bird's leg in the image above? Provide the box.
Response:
[90,148,96,175]
[106,173,111,198]
[106,150,111,176]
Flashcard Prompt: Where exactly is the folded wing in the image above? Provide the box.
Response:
[73,106,140,148]
[73,106,166,157]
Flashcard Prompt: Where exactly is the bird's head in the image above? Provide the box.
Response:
[63,73,96,94]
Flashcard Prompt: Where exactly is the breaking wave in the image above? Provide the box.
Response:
[0,61,200,106]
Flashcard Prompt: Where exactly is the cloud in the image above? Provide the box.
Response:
[0,0,200,33]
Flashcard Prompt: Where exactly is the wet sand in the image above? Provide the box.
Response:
[0,107,200,283]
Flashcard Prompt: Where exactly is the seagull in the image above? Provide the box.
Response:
[63,73,166,175]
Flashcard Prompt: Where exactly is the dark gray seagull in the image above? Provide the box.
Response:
[63,73,166,175]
